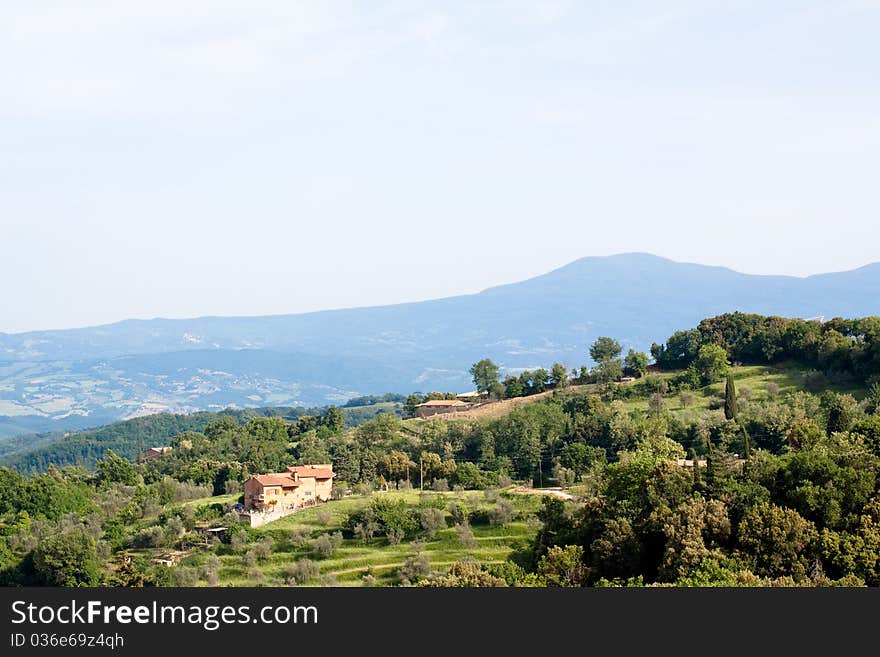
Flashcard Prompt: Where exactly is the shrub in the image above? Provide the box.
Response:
[132,526,166,549]
[448,502,469,527]
[247,567,264,585]
[488,499,515,526]
[312,532,343,559]
[173,566,199,586]
[419,508,445,537]
[454,523,476,549]
[316,507,333,526]
[284,559,320,585]
[287,527,311,548]
[431,478,449,492]
[398,554,432,583]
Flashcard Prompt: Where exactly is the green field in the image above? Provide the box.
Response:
[615,363,867,415]
[176,489,542,587]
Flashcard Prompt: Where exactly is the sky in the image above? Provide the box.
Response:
[2,1,879,334]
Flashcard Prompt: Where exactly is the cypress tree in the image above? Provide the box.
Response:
[690,448,702,489]
[705,438,715,488]
[724,373,738,420]
[742,428,751,460]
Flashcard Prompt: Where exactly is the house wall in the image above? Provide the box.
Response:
[243,478,263,510]
[415,405,461,418]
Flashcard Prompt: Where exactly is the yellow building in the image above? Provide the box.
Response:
[243,464,334,511]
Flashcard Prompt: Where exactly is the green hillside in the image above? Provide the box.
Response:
[2,401,402,474]
[2,312,879,588]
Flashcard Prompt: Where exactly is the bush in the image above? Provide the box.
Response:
[287,527,311,548]
[316,507,333,525]
[312,532,342,559]
[453,462,486,489]
[454,523,476,549]
[132,526,166,549]
[804,370,829,393]
[419,508,445,537]
[387,528,404,545]
[398,554,432,583]
[173,566,199,586]
[431,478,449,492]
[229,531,249,552]
[32,529,102,587]
[448,502,469,526]
[285,559,320,585]
[488,499,515,526]
[247,567,264,585]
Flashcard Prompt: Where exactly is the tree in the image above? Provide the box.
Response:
[531,368,549,393]
[469,359,500,395]
[694,344,730,384]
[503,376,524,398]
[623,350,649,378]
[724,373,738,420]
[550,363,569,389]
[419,508,445,537]
[737,503,818,580]
[823,392,857,436]
[96,450,138,487]
[690,448,702,489]
[590,337,622,364]
[651,329,702,370]
[537,545,587,587]
[404,394,423,418]
[590,337,624,389]
[32,529,102,586]
[420,559,507,587]
[322,407,346,432]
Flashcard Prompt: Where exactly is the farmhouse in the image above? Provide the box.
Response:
[243,463,334,511]
[144,446,172,461]
[414,399,470,418]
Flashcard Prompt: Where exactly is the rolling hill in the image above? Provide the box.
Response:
[2,252,879,438]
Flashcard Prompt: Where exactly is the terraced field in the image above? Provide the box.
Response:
[207,489,542,586]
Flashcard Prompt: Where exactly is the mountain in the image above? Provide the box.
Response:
[2,253,879,438]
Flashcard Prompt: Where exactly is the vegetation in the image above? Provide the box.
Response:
[2,312,879,587]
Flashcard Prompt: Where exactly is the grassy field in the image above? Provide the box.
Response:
[615,363,867,415]
[180,489,542,587]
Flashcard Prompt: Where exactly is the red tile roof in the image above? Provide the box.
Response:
[416,399,468,407]
[252,474,300,487]
[288,465,334,479]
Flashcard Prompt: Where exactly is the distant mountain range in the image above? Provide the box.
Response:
[2,252,879,438]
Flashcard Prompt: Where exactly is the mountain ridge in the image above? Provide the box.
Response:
[1,252,879,438]
[4,252,879,339]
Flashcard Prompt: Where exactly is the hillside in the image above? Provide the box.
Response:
[2,253,880,437]
[2,401,402,473]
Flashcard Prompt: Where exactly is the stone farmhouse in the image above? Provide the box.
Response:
[413,398,471,418]
[243,464,334,512]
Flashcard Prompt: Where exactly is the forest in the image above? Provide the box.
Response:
[1,312,879,587]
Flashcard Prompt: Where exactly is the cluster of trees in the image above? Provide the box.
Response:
[0,452,215,586]
[343,393,407,408]
[440,339,653,411]
[3,312,880,587]
[526,416,880,586]
[652,313,880,385]
[3,406,337,474]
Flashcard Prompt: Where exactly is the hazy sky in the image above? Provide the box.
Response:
[3,1,879,334]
